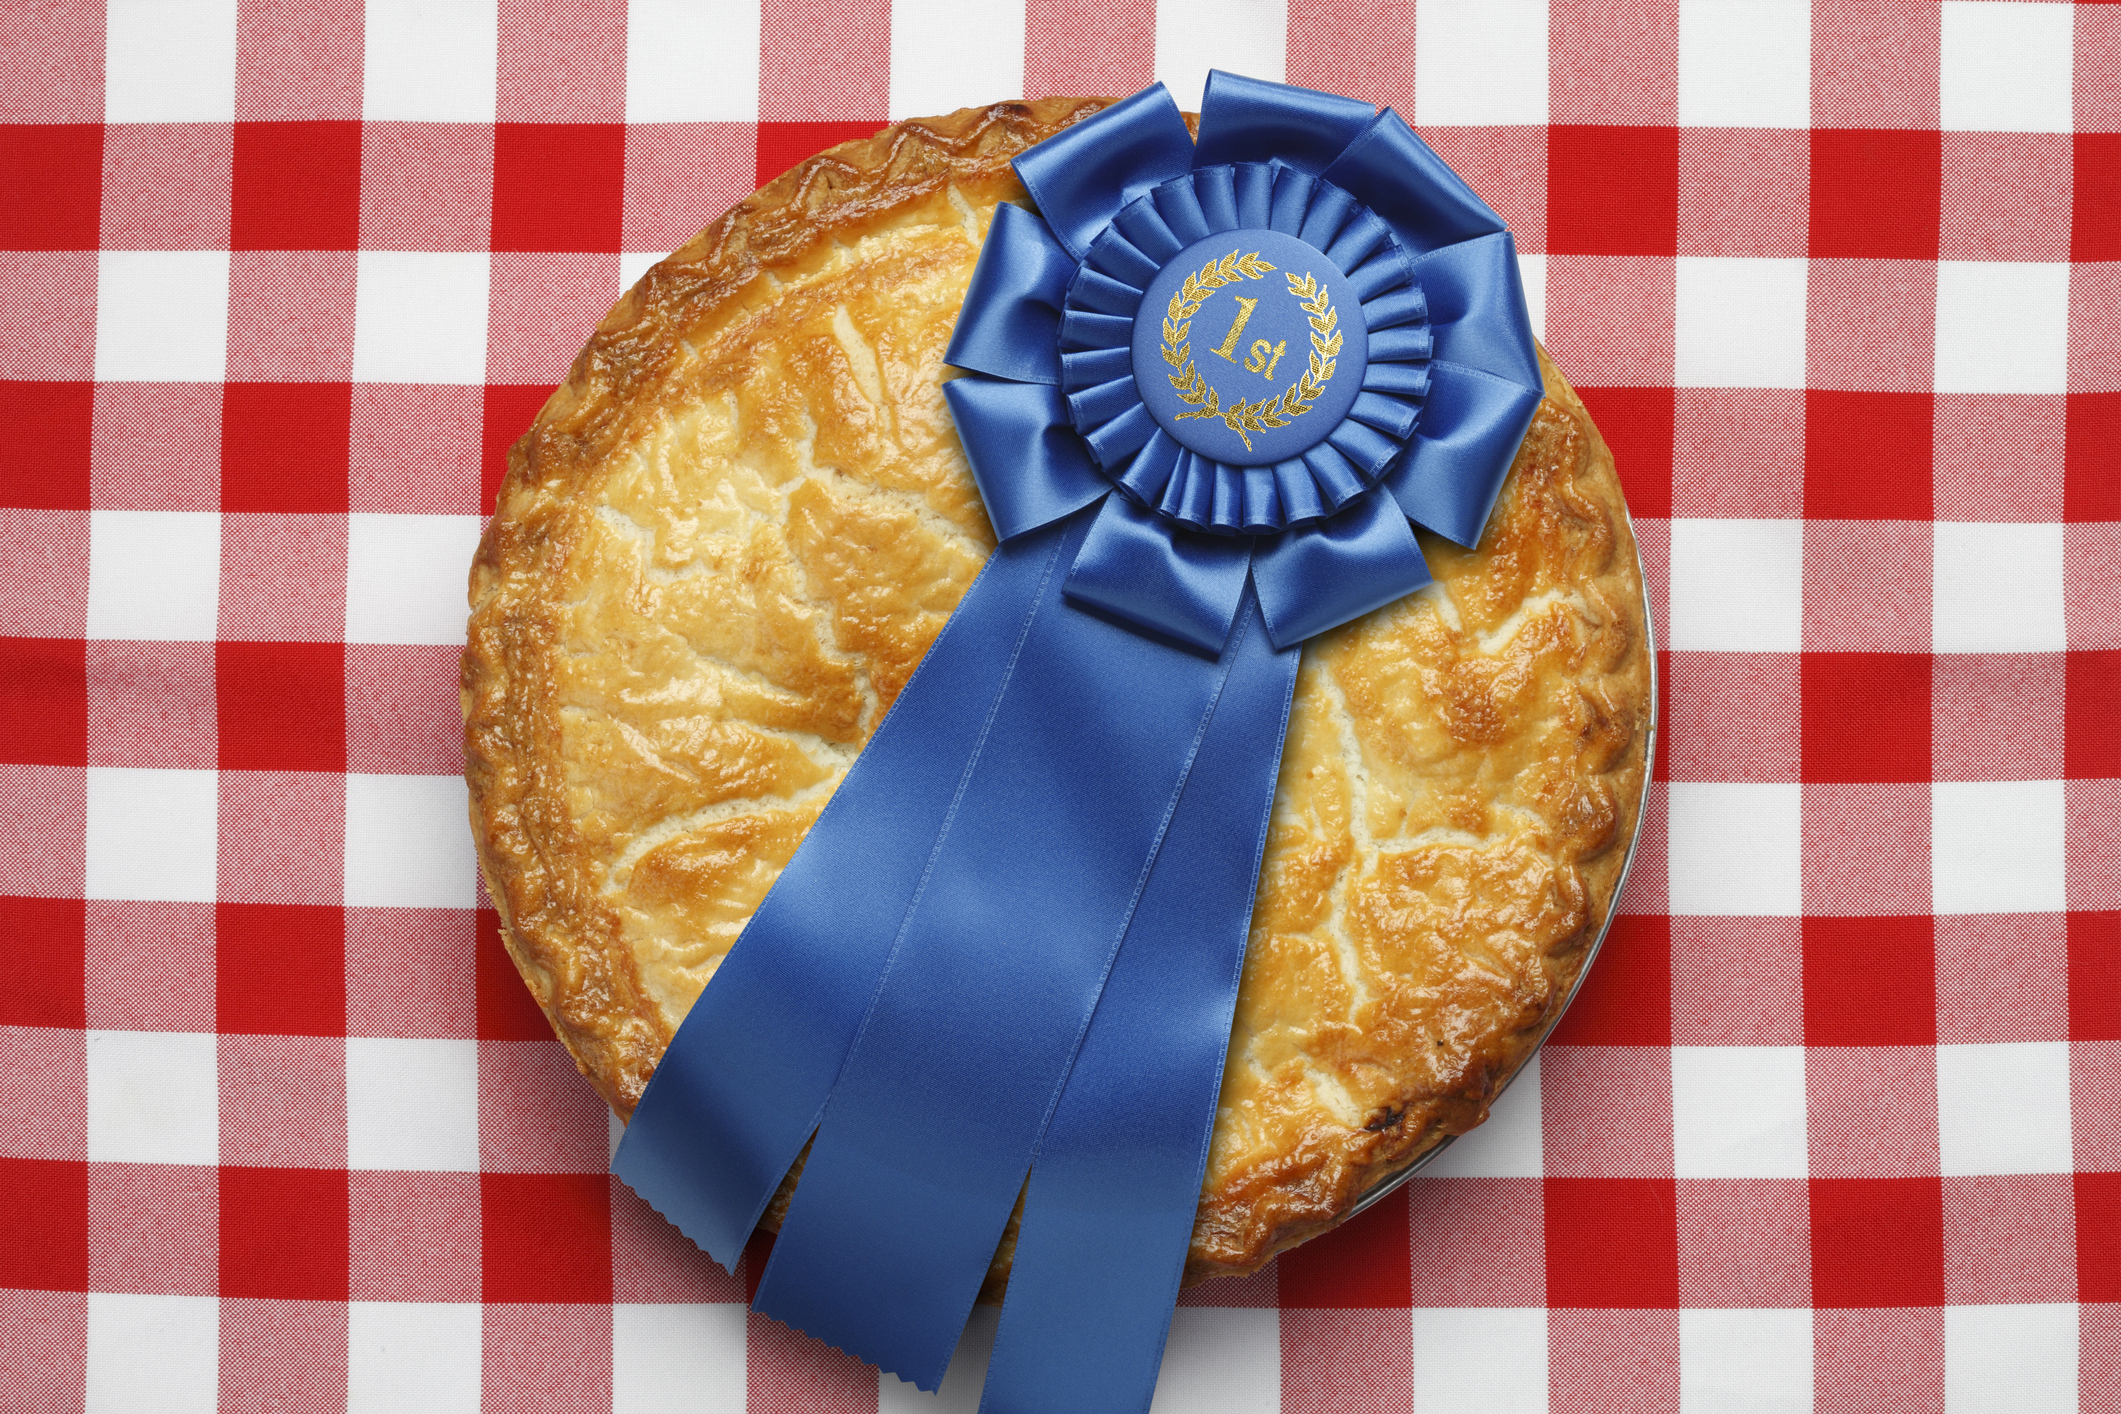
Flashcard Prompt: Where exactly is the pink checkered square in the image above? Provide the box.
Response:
[758,0,889,123]
[1936,914,2069,1046]
[216,770,344,907]
[346,644,466,776]
[1548,1310,1680,1414]
[1811,0,1941,130]
[358,123,496,254]
[1285,0,1415,113]
[224,252,359,383]
[86,641,216,770]
[218,1034,347,1169]
[87,1162,218,1296]
[1671,917,1804,1047]
[485,252,624,385]
[2069,525,2121,653]
[746,1305,878,1414]
[2072,780,2121,915]
[215,513,348,643]
[2076,1042,2121,1175]
[1675,1178,1810,1308]
[1932,651,2064,783]
[0,255,94,382]
[1673,388,1806,519]
[1660,652,1798,783]
[611,1182,745,1303]
[1550,0,1678,126]
[1544,256,1676,388]
[0,509,89,638]
[1678,129,1808,259]
[1933,394,2067,522]
[1813,1308,1944,1414]
[0,0,101,123]
[89,384,223,512]
[622,124,762,256]
[497,0,627,124]
[233,0,364,121]
[2087,1304,2121,1414]
[1943,1172,2078,1306]
[0,1026,86,1162]
[1803,783,1931,917]
[348,1170,481,1301]
[483,1303,614,1413]
[1940,133,2073,263]
[1806,258,1937,395]
[1403,1177,1547,1307]
[1807,1045,1942,1179]
[2084,7,2121,134]
[1622,783,1671,918]
[84,900,214,1031]
[1420,127,1547,256]
[0,1288,85,1414]
[97,124,234,252]
[1803,520,1932,652]
[0,764,85,898]
[2071,264,2121,395]
[1541,1046,1675,1179]
[478,1039,613,1174]
[1279,1307,1413,1414]
[1177,1264,1280,1308]
[348,384,485,515]
[219,1296,349,1414]
[344,907,477,1040]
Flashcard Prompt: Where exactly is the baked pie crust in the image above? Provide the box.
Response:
[462,97,1652,1287]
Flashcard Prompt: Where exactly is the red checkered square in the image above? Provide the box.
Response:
[1803,520,1932,653]
[2082,1174,2121,1302]
[1671,917,1804,1046]
[2077,136,2121,262]
[1934,394,2066,522]
[1937,914,2067,1046]
[224,254,358,383]
[1548,127,1679,257]
[0,1289,84,1412]
[2,0,102,122]
[478,1039,611,1174]
[221,1163,349,1300]
[348,384,484,515]
[1803,783,1931,916]
[1,636,85,766]
[1280,1307,1414,1414]
[1278,1186,1410,1307]
[230,122,362,250]
[349,1170,481,1301]
[1805,390,1933,521]
[754,121,886,190]
[345,906,477,1040]
[1934,652,2063,783]
[0,381,92,511]
[1812,0,1941,130]
[1661,652,1797,783]
[1550,913,1671,1046]
[497,0,626,123]
[85,900,215,1032]
[87,1163,217,1296]
[1806,1046,1941,1178]
[1551,0,1678,125]
[219,1296,349,1414]
[2071,914,2121,1043]
[611,1181,745,1303]
[215,513,348,643]
[2074,779,2121,912]
[216,769,344,907]
[1025,0,1156,101]
[218,1033,347,1169]
[1402,1177,1546,1307]
[220,382,352,514]
[491,125,628,253]
[0,509,88,639]
[484,1303,615,1413]
[1806,259,1937,395]
[486,252,621,384]
[746,1305,876,1414]
[1943,1173,2076,1305]
[1421,127,1547,255]
[359,122,496,253]
[621,123,761,256]
[1804,915,1936,1047]
[1801,653,1930,785]
[1671,388,1804,518]
[1813,1308,1944,1412]
[96,123,233,251]
[1940,133,2070,264]
[1541,1046,1674,1178]
[482,1172,613,1303]
[2072,265,2121,396]
[1676,128,1807,260]
[1548,1309,1680,1413]
[2,896,84,1029]
[1545,258,1676,389]
[346,643,464,776]
[0,764,85,898]
[483,383,555,508]
[1809,130,1940,261]
[217,641,346,773]
[87,641,215,770]
[1675,1178,1810,1308]
[0,253,95,381]
[0,125,102,250]
[233,0,364,121]
[2078,1042,2121,1173]
[1810,1176,1946,1306]
[216,902,345,1036]
[2070,397,2121,524]
[1544,1182,1680,1307]
[0,1025,85,1160]
[90,383,223,512]
[479,908,557,1041]
[1573,385,1673,518]
[0,1159,86,1289]
[2069,524,2121,652]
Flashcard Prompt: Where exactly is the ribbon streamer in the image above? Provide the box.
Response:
[616,72,1544,1412]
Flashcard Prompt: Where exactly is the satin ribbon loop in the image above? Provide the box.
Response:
[1014,86,1196,260]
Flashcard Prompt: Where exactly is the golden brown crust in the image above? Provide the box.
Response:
[462,102,1650,1286]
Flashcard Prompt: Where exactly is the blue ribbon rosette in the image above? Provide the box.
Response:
[615,73,1543,1413]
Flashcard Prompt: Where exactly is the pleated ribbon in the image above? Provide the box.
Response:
[615,72,1544,1413]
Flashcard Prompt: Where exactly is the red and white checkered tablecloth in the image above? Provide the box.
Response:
[2,1,2116,1409]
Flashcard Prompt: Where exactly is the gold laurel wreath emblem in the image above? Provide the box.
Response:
[1162,252,1343,453]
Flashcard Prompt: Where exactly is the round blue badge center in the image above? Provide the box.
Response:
[1130,228,1369,468]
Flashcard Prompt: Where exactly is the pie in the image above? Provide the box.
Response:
[461,96,1653,1288]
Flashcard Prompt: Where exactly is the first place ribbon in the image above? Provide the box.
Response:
[614,73,1544,1414]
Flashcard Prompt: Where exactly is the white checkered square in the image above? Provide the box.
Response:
[892,0,1025,121]
[1154,0,1289,115]
[352,252,491,386]
[86,1030,218,1166]
[1422,1053,1544,1179]
[1151,1308,1282,1414]
[348,1302,483,1414]
[615,1305,748,1414]
[87,510,220,642]
[1675,258,1808,390]
[1937,1042,2073,1177]
[1413,1308,1548,1414]
[1934,262,2070,396]
[86,767,217,903]
[1677,0,1811,129]
[1933,779,2066,916]
[1944,1304,2078,1414]
[345,514,486,646]
[1669,518,1805,653]
[625,0,759,123]
[1668,782,1804,917]
[87,1293,219,1414]
[95,251,231,384]
[881,1307,997,1410]
[1933,522,2065,655]
[619,251,668,291]
[346,1037,481,1172]
[1940,2,2075,135]
[103,0,238,123]
[344,774,479,909]
[1517,253,1547,344]
[1673,1046,1807,1179]
[363,0,499,122]
[1680,1309,1812,1414]
[1415,0,1549,127]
